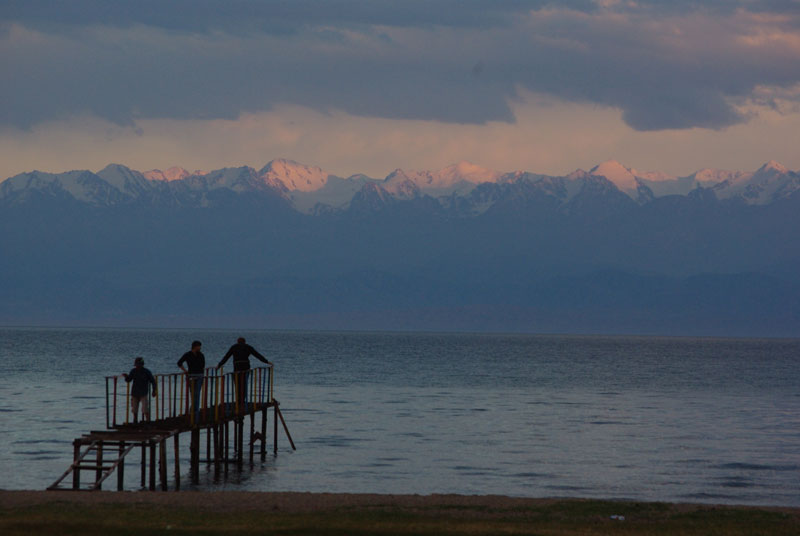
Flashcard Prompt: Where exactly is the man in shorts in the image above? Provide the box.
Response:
[123,357,157,424]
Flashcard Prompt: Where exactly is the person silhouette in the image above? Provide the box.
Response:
[177,340,205,423]
[123,357,157,424]
[217,337,271,413]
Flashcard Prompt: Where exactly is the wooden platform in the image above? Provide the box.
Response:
[49,367,294,492]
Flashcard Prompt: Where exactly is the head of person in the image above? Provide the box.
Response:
[237,337,246,344]
[191,340,202,352]
[134,357,144,367]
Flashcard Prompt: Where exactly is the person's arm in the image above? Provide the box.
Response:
[148,370,158,396]
[250,346,271,365]
[177,354,188,373]
[217,347,234,369]
[123,368,134,382]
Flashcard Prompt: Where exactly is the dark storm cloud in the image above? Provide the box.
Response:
[2,1,799,131]
[1,1,594,32]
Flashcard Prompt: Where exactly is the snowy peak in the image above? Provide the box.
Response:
[259,158,331,192]
[689,168,745,185]
[143,167,193,182]
[384,161,501,193]
[199,166,266,192]
[349,181,395,212]
[383,177,421,200]
[96,164,151,195]
[436,161,502,185]
[589,160,638,192]
[758,160,788,174]
[589,160,679,195]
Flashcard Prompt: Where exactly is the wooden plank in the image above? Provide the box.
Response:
[276,405,297,451]
[95,441,104,490]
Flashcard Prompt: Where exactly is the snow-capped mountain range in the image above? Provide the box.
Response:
[3,158,800,336]
[2,158,799,213]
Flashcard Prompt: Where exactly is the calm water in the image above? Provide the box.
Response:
[1,328,798,506]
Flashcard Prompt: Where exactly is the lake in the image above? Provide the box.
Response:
[1,328,798,506]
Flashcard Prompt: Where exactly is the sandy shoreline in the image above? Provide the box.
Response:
[2,490,799,515]
[1,490,555,512]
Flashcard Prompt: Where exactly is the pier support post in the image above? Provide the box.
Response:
[261,407,267,461]
[224,421,230,474]
[174,434,180,490]
[273,403,278,455]
[117,441,125,491]
[249,412,255,464]
[141,443,146,488]
[191,428,200,482]
[236,418,244,469]
[72,440,81,490]
[159,439,168,491]
[149,441,156,491]
[213,424,220,477]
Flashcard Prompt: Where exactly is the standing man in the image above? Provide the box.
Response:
[123,357,157,424]
[178,340,205,423]
[217,337,271,413]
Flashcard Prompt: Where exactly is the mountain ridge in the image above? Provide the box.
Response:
[3,159,799,212]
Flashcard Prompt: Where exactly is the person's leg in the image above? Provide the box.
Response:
[141,395,150,422]
[236,371,249,414]
[191,375,202,422]
[131,396,140,424]
[242,369,250,411]
[234,371,242,414]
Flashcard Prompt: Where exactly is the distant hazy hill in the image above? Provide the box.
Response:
[1,159,799,335]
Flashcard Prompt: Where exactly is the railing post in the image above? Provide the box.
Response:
[270,367,274,402]
[215,370,221,423]
[105,377,110,429]
[112,376,118,428]
[202,372,209,424]
[180,372,185,417]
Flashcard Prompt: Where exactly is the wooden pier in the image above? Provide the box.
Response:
[48,366,295,491]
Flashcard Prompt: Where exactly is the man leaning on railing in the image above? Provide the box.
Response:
[216,337,271,413]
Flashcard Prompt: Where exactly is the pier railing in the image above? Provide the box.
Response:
[105,366,274,429]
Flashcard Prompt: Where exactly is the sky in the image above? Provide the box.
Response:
[2,0,800,180]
